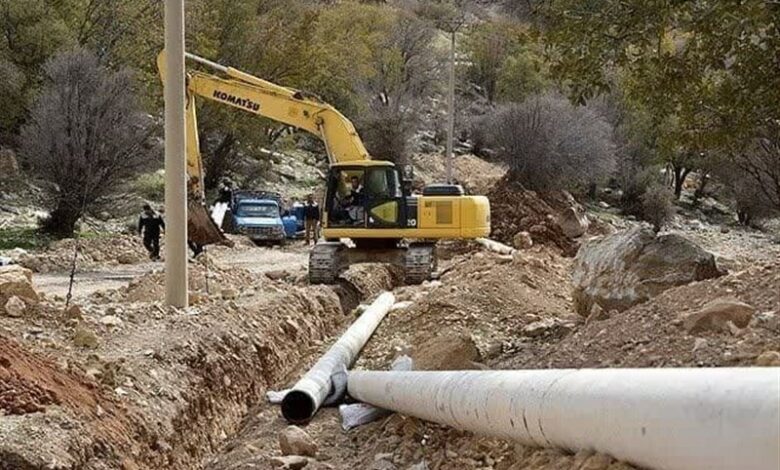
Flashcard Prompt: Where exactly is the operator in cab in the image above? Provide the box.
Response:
[344,175,364,223]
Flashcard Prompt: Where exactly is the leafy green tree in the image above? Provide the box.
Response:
[538,0,780,195]
[463,20,546,103]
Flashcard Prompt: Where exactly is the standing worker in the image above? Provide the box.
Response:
[303,194,320,245]
[138,204,165,261]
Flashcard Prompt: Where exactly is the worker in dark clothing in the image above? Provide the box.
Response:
[138,204,165,261]
[303,194,320,245]
[217,178,235,205]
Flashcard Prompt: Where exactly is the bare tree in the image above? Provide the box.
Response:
[21,48,155,237]
[356,13,441,164]
[482,92,616,191]
[733,122,780,212]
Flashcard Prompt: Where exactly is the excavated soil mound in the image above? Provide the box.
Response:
[18,235,147,273]
[410,153,507,194]
[357,247,574,371]
[487,178,579,256]
[504,260,780,370]
[106,255,260,303]
[0,336,149,467]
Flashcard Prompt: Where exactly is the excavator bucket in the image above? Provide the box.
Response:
[188,201,233,247]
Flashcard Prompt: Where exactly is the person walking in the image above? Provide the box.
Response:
[303,194,320,245]
[138,204,165,261]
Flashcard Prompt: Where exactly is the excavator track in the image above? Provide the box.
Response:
[308,243,342,284]
[404,243,436,285]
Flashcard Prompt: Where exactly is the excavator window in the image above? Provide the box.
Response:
[326,167,403,228]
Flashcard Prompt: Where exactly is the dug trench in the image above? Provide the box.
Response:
[0,256,400,469]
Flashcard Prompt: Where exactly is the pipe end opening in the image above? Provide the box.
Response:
[281,390,316,424]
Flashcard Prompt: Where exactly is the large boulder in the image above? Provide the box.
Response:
[572,227,721,315]
[558,207,589,238]
[0,265,38,315]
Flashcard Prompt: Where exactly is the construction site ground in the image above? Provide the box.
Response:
[1,154,779,470]
[1,209,778,469]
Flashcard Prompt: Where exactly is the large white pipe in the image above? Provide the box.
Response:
[476,237,515,255]
[282,292,395,424]
[163,0,188,307]
[348,368,780,470]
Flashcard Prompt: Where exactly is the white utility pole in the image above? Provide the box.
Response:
[445,29,456,184]
[164,0,188,307]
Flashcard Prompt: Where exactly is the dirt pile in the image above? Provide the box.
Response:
[410,153,506,195]
[486,178,581,256]
[18,235,147,273]
[107,254,260,303]
[503,260,780,370]
[356,246,573,372]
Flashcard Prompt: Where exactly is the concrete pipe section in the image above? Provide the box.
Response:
[348,368,780,470]
[282,292,395,424]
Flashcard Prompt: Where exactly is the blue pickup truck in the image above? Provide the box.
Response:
[222,191,290,245]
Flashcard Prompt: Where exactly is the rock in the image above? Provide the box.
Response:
[189,292,206,304]
[221,288,239,300]
[65,304,83,320]
[0,265,39,314]
[3,296,25,317]
[755,351,780,367]
[412,333,482,370]
[117,253,136,265]
[371,461,397,470]
[407,462,429,470]
[0,148,19,177]
[683,298,755,334]
[598,201,611,209]
[512,231,533,250]
[266,270,289,281]
[585,303,610,324]
[572,227,721,315]
[692,338,708,352]
[99,315,123,327]
[581,453,614,470]
[558,207,589,238]
[270,456,309,469]
[714,255,738,273]
[279,425,317,457]
[73,325,99,348]
[522,318,572,338]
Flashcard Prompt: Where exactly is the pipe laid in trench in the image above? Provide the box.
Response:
[281,291,395,424]
[475,237,515,255]
[348,368,780,470]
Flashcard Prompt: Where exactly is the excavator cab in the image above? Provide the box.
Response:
[325,162,405,230]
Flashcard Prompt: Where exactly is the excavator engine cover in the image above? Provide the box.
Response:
[422,184,465,196]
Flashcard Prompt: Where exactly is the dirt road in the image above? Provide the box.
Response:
[31,242,311,300]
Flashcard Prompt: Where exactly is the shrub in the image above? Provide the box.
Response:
[641,182,676,232]
[481,92,616,192]
[133,171,165,202]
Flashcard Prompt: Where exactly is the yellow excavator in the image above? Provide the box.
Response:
[157,51,490,284]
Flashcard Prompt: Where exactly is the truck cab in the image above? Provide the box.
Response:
[229,191,287,245]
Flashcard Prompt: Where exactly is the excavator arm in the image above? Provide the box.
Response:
[157,51,370,246]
